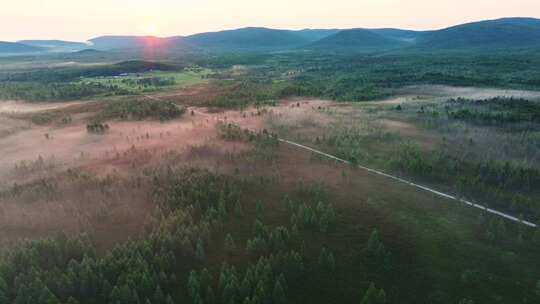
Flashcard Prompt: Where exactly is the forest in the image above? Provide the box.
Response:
[0,47,540,304]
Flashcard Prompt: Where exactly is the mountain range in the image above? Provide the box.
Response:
[1,17,540,54]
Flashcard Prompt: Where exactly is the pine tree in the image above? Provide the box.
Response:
[234,200,244,217]
[187,271,201,300]
[165,295,174,304]
[225,233,236,254]
[154,285,165,304]
[365,229,390,272]
[276,273,288,291]
[318,247,336,271]
[360,283,386,304]
[110,286,122,304]
[218,192,228,219]
[272,280,286,304]
[66,297,79,304]
[206,286,216,304]
[256,200,263,218]
[196,239,206,261]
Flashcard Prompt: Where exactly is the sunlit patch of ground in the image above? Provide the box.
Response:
[0,100,276,248]
[1,84,539,250]
[0,100,86,114]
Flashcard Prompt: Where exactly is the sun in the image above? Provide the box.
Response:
[142,23,160,36]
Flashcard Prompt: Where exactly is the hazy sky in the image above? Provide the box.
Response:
[2,0,540,41]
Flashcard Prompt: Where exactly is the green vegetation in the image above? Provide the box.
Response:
[0,61,206,101]
[1,45,540,304]
[96,98,186,121]
[0,167,377,304]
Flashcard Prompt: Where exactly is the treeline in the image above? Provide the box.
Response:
[0,61,183,101]
[389,144,540,222]
[221,52,540,103]
[0,81,125,102]
[319,125,540,222]
[0,61,181,83]
[97,98,185,121]
[442,97,540,125]
[121,77,176,87]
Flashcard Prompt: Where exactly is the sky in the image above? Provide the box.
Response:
[2,0,540,41]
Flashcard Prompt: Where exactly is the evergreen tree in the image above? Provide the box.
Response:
[187,271,200,300]
[66,297,80,304]
[110,286,122,304]
[196,238,206,261]
[218,192,228,219]
[235,200,244,217]
[206,286,216,304]
[225,234,236,254]
[365,229,390,272]
[154,285,165,304]
[360,283,386,304]
[318,247,336,271]
[272,281,286,304]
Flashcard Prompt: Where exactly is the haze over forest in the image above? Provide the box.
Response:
[1,2,540,304]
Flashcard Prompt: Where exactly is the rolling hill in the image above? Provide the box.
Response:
[309,29,407,49]
[88,35,190,50]
[370,28,426,42]
[18,40,89,51]
[10,17,540,54]
[288,29,341,42]
[184,27,311,49]
[415,17,540,50]
[0,41,44,53]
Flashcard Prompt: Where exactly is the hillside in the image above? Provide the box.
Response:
[293,29,341,42]
[370,28,426,42]
[88,35,190,50]
[18,40,89,51]
[309,29,405,49]
[24,17,540,53]
[415,17,540,50]
[0,41,44,53]
[185,27,310,49]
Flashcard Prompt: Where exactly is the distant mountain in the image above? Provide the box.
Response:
[184,27,311,49]
[415,17,540,50]
[370,28,426,42]
[309,29,406,49]
[88,36,190,50]
[293,29,342,42]
[11,17,539,54]
[18,40,88,51]
[74,49,103,55]
[0,41,44,53]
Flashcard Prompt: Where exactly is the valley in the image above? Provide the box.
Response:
[1,15,540,304]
